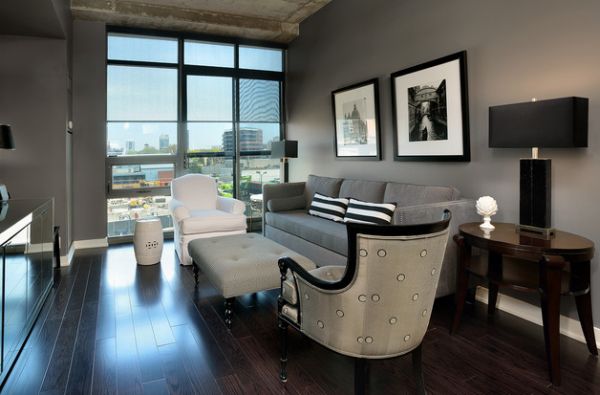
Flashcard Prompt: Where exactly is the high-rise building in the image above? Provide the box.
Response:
[222,128,264,154]
[125,140,135,153]
[159,134,170,150]
[342,104,368,145]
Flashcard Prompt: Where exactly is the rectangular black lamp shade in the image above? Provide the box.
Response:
[489,97,588,148]
[271,140,298,159]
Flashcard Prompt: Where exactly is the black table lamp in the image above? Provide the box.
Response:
[0,124,15,201]
[271,140,298,182]
[489,97,588,237]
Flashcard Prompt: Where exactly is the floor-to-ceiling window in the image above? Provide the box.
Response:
[106,29,285,239]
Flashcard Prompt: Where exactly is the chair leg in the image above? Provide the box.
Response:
[192,261,199,285]
[412,345,426,395]
[279,318,288,382]
[224,297,234,329]
[354,358,368,395]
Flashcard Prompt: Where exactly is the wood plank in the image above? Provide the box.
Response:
[95,288,116,341]
[39,261,92,394]
[115,294,144,395]
[142,378,170,395]
[195,303,281,395]
[65,257,103,394]
[39,308,82,394]
[171,324,223,395]
[217,374,246,395]
[91,337,117,395]
[131,304,165,383]
[157,342,195,394]
[64,301,99,394]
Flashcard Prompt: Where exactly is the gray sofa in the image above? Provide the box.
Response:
[262,175,479,297]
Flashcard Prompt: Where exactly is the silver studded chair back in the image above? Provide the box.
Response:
[292,221,449,359]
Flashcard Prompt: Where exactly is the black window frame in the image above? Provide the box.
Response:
[105,25,286,238]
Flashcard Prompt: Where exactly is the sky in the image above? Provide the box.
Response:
[106,34,282,154]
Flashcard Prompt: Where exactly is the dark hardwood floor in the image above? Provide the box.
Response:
[1,241,599,394]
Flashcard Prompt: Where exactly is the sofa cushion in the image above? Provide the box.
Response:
[384,182,460,207]
[308,193,349,222]
[180,209,246,235]
[265,210,347,255]
[339,179,386,202]
[343,199,396,225]
[305,175,344,207]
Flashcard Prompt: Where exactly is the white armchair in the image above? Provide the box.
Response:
[169,174,247,265]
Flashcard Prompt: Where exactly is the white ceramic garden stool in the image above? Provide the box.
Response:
[134,218,163,265]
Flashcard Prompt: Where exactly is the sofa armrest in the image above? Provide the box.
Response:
[267,195,306,212]
[217,196,246,215]
[262,182,306,235]
[394,199,479,298]
[169,198,190,223]
[394,199,477,226]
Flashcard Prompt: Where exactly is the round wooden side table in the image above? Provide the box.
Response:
[451,222,596,385]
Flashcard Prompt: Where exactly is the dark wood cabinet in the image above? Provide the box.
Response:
[0,199,54,385]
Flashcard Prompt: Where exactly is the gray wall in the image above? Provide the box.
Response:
[72,20,107,241]
[0,36,69,251]
[287,0,600,324]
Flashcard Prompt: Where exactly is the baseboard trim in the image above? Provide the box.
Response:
[61,238,109,267]
[475,286,600,349]
[72,238,109,250]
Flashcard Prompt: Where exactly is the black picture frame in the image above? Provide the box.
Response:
[331,78,382,160]
[391,51,470,161]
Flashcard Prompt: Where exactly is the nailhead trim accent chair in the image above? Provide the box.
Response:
[277,210,451,395]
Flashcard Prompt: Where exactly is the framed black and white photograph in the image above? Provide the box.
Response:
[391,51,470,161]
[332,78,382,160]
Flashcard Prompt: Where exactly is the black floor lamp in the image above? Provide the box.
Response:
[271,140,298,183]
[489,97,588,237]
[0,125,16,201]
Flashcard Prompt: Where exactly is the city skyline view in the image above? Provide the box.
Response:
[107,122,281,154]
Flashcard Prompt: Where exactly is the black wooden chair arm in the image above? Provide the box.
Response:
[278,256,356,291]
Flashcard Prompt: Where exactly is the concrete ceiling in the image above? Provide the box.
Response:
[71,0,331,43]
[0,0,68,39]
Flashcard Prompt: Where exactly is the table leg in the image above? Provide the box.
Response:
[487,251,502,315]
[451,235,471,334]
[575,291,598,356]
[571,260,598,356]
[539,255,565,386]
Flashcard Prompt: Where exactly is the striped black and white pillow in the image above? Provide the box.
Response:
[343,199,396,225]
[308,193,349,222]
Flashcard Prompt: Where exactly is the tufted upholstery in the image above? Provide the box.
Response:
[188,233,316,298]
[279,214,450,360]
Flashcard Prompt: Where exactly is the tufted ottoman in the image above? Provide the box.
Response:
[188,233,316,328]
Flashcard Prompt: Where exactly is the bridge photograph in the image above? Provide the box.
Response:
[408,79,448,141]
